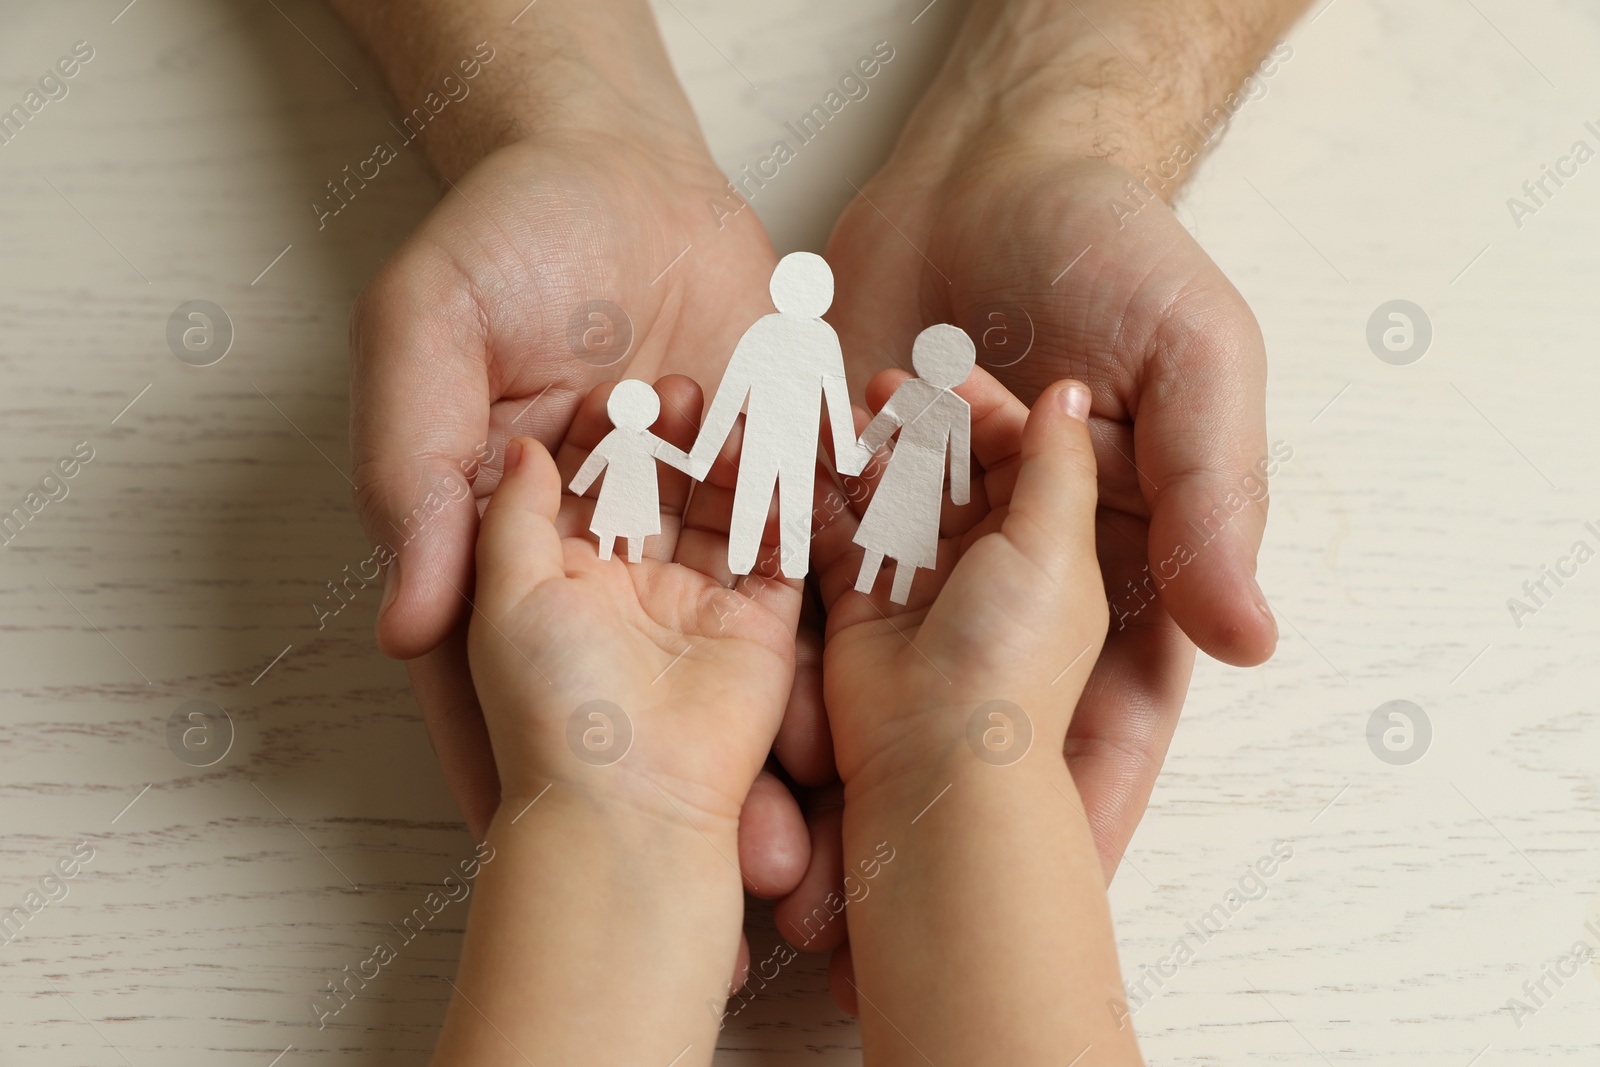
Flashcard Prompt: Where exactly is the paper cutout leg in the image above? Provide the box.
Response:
[776,456,816,580]
[890,560,916,603]
[854,550,885,594]
[727,451,781,576]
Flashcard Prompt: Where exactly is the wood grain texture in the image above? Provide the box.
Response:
[1,0,1596,1063]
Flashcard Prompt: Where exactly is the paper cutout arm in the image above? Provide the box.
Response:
[823,372,865,477]
[856,402,903,459]
[650,435,695,475]
[948,399,971,507]
[688,337,761,479]
[568,445,609,496]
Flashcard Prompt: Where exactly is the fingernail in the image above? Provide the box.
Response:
[1059,381,1091,422]
[380,556,401,616]
[504,437,525,472]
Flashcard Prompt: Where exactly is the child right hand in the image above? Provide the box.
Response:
[808,374,1143,1064]
[813,370,1108,800]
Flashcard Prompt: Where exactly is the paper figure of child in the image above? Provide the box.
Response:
[853,323,975,605]
[568,380,693,563]
[686,251,865,579]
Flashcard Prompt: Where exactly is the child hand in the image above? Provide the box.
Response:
[440,379,812,1066]
[813,369,1107,800]
[468,376,803,839]
[810,373,1144,1065]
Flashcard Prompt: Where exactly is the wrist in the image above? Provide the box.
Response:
[330,0,711,180]
[494,771,744,862]
[834,685,1071,805]
[435,783,743,1064]
[488,781,737,893]
[893,0,1301,192]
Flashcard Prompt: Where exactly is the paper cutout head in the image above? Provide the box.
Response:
[911,323,977,390]
[607,379,661,432]
[769,251,833,318]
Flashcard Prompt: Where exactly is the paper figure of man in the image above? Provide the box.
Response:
[853,323,974,604]
[688,251,864,579]
[569,379,694,563]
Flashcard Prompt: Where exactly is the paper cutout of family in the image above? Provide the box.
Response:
[566,253,977,594]
[852,323,975,604]
[567,379,693,563]
[686,251,864,579]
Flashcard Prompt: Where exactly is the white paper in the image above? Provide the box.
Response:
[568,379,693,563]
[852,323,975,604]
[687,252,862,578]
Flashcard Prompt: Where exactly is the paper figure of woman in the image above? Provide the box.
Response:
[853,323,975,604]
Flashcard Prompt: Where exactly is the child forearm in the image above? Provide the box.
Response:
[430,787,741,1067]
[842,749,1143,1066]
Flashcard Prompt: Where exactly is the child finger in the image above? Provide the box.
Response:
[833,403,891,521]
[474,437,566,616]
[808,461,870,612]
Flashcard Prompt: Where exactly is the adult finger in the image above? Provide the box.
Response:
[1133,283,1278,667]
[738,768,811,898]
[773,603,835,786]
[350,252,493,661]
[773,784,848,954]
[404,624,499,841]
[651,374,705,521]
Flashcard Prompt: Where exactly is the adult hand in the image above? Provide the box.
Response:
[771,1,1312,982]
[335,0,814,919]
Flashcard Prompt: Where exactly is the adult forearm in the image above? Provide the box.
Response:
[327,0,699,180]
[899,0,1313,194]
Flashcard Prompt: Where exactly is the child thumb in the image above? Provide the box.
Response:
[476,437,566,615]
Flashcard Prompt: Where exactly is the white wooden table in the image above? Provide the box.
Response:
[2,1,1597,1063]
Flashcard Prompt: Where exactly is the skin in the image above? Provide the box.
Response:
[811,372,1142,1062]
[331,0,1312,1003]
[329,0,813,928]
[433,379,804,1065]
[437,374,1145,1064]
